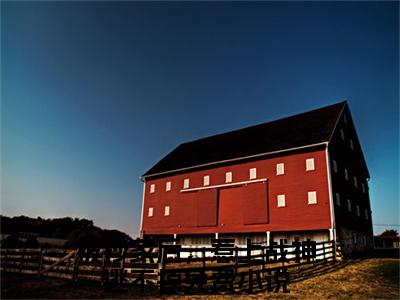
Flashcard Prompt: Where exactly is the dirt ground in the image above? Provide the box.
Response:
[1,258,399,299]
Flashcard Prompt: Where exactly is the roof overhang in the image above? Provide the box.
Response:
[140,141,329,182]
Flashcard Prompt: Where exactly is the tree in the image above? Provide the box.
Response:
[381,229,398,236]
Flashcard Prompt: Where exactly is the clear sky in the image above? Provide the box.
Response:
[1,2,398,237]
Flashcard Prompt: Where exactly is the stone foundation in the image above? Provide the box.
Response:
[338,227,373,256]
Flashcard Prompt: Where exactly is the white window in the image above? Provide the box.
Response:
[308,191,317,204]
[344,168,349,181]
[347,199,351,212]
[335,192,341,206]
[350,139,354,150]
[306,158,315,171]
[203,175,210,186]
[166,181,171,191]
[277,194,286,207]
[362,183,366,193]
[164,206,170,216]
[333,160,338,173]
[148,207,153,217]
[249,168,257,179]
[365,209,369,220]
[150,184,155,193]
[356,205,360,216]
[183,178,190,189]
[225,172,232,183]
[354,176,358,188]
[340,129,345,140]
[276,163,285,175]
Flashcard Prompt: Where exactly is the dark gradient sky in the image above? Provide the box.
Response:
[2,2,398,237]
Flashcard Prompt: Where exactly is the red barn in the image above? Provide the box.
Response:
[139,101,373,253]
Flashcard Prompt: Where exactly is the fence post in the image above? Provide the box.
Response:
[246,239,251,262]
[333,239,337,262]
[100,249,106,282]
[322,242,326,261]
[248,268,253,294]
[72,249,79,282]
[161,246,167,271]
[157,240,163,263]
[19,247,25,273]
[159,268,164,294]
[234,246,238,275]
[202,247,206,269]
[120,248,126,285]
[38,248,44,276]
[4,249,8,273]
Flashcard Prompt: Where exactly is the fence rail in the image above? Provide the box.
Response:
[1,238,342,294]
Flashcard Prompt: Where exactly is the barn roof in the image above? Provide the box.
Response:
[143,101,347,178]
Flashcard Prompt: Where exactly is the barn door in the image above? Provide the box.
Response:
[218,186,244,226]
[218,181,269,227]
[242,181,269,224]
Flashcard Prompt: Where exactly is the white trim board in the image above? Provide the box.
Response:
[180,178,268,193]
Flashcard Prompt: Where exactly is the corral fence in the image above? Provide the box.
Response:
[1,238,342,294]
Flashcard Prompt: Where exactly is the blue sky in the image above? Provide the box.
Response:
[1,2,398,237]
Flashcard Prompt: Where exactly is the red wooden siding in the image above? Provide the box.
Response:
[141,149,331,235]
[219,186,243,227]
[174,192,197,228]
[242,181,268,225]
[196,189,218,227]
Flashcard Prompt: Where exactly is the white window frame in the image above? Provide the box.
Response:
[333,160,338,173]
[277,194,286,207]
[308,191,317,205]
[225,172,232,183]
[362,183,366,193]
[354,176,358,188]
[347,199,351,212]
[183,178,190,189]
[335,192,341,206]
[203,175,210,186]
[148,207,154,217]
[306,158,315,171]
[350,139,354,150]
[150,184,155,193]
[356,205,360,216]
[276,163,285,175]
[249,168,257,180]
[340,129,345,140]
[344,168,349,181]
[166,181,171,192]
[164,206,170,216]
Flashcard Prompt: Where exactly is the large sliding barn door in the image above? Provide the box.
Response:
[196,189,218,226]
[242,181,269,224]
[175,189,219,227]
[218,181,268,227]
[218,186,244,226]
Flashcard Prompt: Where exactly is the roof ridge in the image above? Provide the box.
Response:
[181,100,347,146]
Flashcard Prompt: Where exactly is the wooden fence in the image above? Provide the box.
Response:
[159,239,342,293]
[1,238,342,294]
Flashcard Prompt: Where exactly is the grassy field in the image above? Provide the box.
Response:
[1,258,399,299]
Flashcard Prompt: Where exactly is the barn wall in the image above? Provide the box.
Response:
[328,107,373,242]
[141,149,331,235]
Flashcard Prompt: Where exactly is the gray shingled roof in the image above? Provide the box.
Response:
[143,101,347,177]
